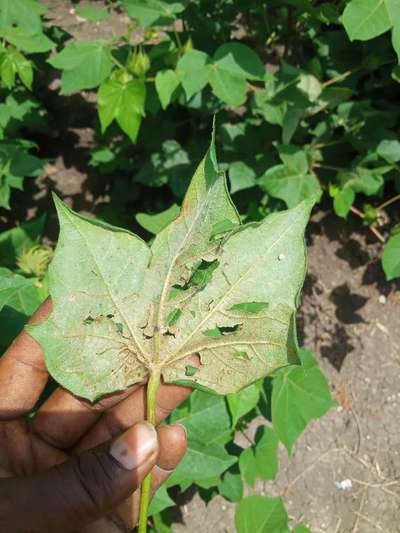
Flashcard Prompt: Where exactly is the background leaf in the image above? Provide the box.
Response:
[272,349,335,453]
[48,41,113,93]
[235,495,290,533]
[98,78,146,142]
[136,204,180,234]
[122,0,188,26]
[382,233,400,280]
[342,0,392,41]
[155,69,181,109]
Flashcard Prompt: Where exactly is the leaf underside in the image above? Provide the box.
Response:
[28,130,313,401]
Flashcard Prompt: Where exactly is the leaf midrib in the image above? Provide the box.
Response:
[155,174,216,357]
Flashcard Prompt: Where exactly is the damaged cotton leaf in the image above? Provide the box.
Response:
[27,127,314,400]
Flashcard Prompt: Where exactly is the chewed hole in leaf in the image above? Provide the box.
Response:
[229,302,269,314]
[185,365,198,376]
[233,350,250,359]
[83,315,94,325]
[203,324,241,337]
[169,260,219,298]
[187,259,219,289]
[167,308,182,326]
[116,322,123,334]
[169,285,186,300]
[211,218,240,239]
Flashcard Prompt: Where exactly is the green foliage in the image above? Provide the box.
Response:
[260,145,321,208]
[235,495,289,533]
[0,0,398,279]
[272,349,335,453]
[136,204,180,235]
[227,382,261,427]
[0,216,48,349]
[0,0,45,32]
[122,0,189,27]
[235,495,310,533]
[239,426,279,486]
[382,233,400,279]
[343,0,400,60]
[48,41,114,94]
[0,140,43,208]
[98,77,146,142]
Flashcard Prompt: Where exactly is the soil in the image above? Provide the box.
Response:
[2,2,400,531]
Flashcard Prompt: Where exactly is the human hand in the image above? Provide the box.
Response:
[0,299,192,532]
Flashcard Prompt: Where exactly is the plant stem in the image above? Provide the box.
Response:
[173,23,183,53]
[377,193,400,211]
[138,369,161,533]
[321,69,354,88]
[109,53,125,71]
[350,206,385,243]
[313,162,345,172]
[314,138,348,149]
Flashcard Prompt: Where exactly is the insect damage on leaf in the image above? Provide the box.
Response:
[26,126,314,401]
[188,259,219,289]
[233,350,250,359]
[229,302,269,314]
[203,324,241,337]
[211,218,240,238]
[185,365,198,376]
[167,308,182,326]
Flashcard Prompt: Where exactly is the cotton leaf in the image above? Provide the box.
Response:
[48,41,113,94]
[342,0,392,41]
[382,233,400,280]
[28,128,313,401]
[155,69,181,109]
[0,0,45,32]
[235,495,289,533]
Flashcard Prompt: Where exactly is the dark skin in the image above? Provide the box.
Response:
[0,299,195,532]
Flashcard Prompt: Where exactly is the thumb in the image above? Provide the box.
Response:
[3,422,158,532]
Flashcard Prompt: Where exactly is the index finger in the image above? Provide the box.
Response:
[0,298,51,420]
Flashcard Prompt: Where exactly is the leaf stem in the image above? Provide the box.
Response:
[138,369,161,533]
[173,22,183,53]
[313,162,345,172]
[350,206,385,243]
[377,193,400,211]
[321,69,354,88]
[109,52,126,71]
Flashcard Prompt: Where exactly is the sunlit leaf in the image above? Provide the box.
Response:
[48,41,113,94]
[235,495,289,533]
[98,77,146,142]
[122,0,189,26]
[136,204,180,235]
[272,349,335,453]
[155,69,181,109]
[28,129,313,401]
